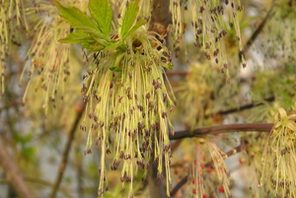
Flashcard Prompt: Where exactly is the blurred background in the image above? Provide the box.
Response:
[0,0,295,197]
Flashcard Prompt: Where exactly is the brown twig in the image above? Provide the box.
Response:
[75,145,84,198]
[50,100,85,198]
[0,137,36,198]
[239,1,275,58]
[170,176,188,197]
[147,1,172,197]
[169,123,273,140]
[211,96,275,116]
[149,0,171,36]
[205,144,244,168]
[170,144,244,197]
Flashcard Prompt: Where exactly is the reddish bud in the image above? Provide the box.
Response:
[192,179,196,184]
[218,186,225,193]
[192,188,197,195]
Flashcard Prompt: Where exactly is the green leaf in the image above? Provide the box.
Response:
[59,31,91,43]
[121,18,147,40]
[89,0,113,36]
[60,30,108,51]
[109,53,124,72]
[22,146,37,161]
[85,38,108,51]
[55,1,97,31]
[120,0,140,38]
[163,63,173,70]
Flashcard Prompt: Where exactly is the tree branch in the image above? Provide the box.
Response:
[166,70,189,77]
[170,176,188,197]
[211,96,275,116]
[239,1,275,58]
[50,100,85,198]
[148,0,172,197]
[149,0,171,36]
[169,123,273,140]
[0,137,36,198]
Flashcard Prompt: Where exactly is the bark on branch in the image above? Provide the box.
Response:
[50,101,85,198]
[169,123,273,140]
[239,0,275,58]
[0,137,36,198]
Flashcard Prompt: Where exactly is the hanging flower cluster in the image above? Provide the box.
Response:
[169,0,244,70]
[56,0,175,196]
[21,0,88,113]
[190,140,230,198]
[260,107,296,197]
[0,6,8,93]
[0,0,27,93]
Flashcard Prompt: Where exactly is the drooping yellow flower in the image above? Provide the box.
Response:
[260,107,296,197]
[21,0,87,113]
[169,0,243,70]
[0,0,27,93]
[81,28,175,196]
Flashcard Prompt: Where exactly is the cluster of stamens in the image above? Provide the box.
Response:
[80,29,175,196]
